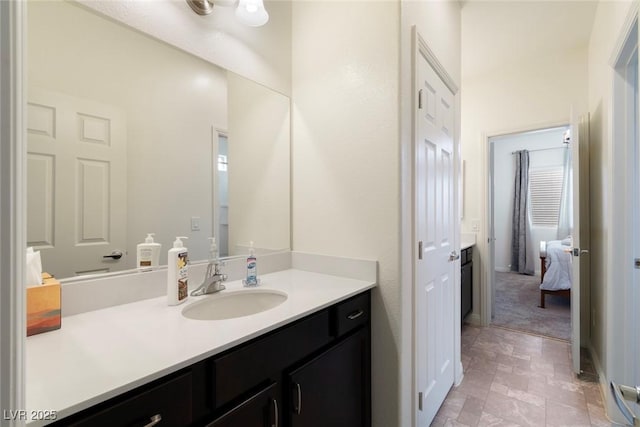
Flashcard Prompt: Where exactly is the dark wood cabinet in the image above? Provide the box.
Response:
[57,371,193,427]
[288,328,369,427]
[51,290,371,427]
[461,246,473,321]
[207,382,280,427]
[211,310,331,410]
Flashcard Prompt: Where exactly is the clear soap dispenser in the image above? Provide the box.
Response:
[204,237,218,281]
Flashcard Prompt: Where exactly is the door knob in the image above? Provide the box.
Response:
[610,381,640,426]
[449,251,460,262]
[103,250,123,260]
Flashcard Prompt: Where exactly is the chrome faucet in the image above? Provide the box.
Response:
[191,259,227,296]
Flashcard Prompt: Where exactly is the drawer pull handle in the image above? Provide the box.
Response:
[272,399,279,427]
[294,383,302,415]
[144,414,162,427]
[347,310,364,320]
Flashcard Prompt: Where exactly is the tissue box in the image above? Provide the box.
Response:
[26,273,61,336]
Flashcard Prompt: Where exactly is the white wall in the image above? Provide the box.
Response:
[0,0,26,421]
[79,0,292,96]
[491,127,568,274]
[292,2,461,426]
[227,72,290,255]
[291,2,400,426]
[461,2,589,323]
[586,1,635,421]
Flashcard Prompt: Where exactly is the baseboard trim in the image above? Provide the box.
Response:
[587,344,621,425]
[464,313,481,326]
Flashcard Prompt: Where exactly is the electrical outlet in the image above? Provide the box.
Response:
[191,216,200,231]
[471,219,480,233]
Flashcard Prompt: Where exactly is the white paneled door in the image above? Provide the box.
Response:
[569,113,590,374]
[415,50,456,425]
[27,88,127,278]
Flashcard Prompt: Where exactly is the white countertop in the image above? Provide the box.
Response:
[461,232,477,251]
[26,269,375,425]
[461,241,475,250]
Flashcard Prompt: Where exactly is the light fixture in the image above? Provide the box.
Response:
[186,0,269,27]
[235,0,269,27]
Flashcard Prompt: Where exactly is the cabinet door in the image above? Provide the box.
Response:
[207,382,280,427]
[461,262,472,321]
[288,329,369,427]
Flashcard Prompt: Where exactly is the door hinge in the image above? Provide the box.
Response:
[418,241,423,260]
[418,89,423,110]
[418,392,423,411]
[635,258,640,269]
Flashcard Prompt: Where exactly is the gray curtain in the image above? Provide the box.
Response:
[511,150,534,275]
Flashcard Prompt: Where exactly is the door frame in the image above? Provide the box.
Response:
[607,3,640,423]
[411,27,462,425]
[0,0,27,423]
[480,121,569,327]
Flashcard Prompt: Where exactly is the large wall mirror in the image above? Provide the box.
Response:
[26,0,291,280]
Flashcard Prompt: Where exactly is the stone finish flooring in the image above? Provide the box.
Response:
[433,325,614,426]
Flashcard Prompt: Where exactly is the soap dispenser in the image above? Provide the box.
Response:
[136,233,161,270]
[167,236,189,305]
[243,241,258,287]
[204,237,218,281]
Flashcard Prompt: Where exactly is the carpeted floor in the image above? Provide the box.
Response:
[492,271,571,341]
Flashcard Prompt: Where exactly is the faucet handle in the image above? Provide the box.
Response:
[214,261,225,274]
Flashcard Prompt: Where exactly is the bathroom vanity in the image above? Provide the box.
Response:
[460,245,473,322]
[26,269,374,427]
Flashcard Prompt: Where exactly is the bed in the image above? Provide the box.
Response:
[538,238,573,308]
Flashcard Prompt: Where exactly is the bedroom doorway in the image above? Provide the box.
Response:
[488,125,573,341]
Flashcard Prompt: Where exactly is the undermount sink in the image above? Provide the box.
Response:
[182,289,288,321]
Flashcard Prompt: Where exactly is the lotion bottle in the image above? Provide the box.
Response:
[167,236,189,305]
[244,241,258,287]
[136,233,161,270]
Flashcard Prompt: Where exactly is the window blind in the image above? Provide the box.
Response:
[529,167,564,227]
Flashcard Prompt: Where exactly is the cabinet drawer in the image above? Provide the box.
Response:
[332,292,370,338]
[64,371,192,427]
[213,310,331,409]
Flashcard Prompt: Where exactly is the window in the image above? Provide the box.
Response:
[529,167,564,227]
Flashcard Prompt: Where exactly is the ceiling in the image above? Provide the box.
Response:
[462,0,599,78]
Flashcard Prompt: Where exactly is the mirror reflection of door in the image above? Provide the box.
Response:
[217,133,229,257]
[27,88,127,278]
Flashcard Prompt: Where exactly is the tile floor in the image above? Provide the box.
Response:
[432,325,615,426]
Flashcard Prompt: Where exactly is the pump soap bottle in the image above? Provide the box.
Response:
[243,241,258,287]
[136,233,161,270]
[167,236,189,305]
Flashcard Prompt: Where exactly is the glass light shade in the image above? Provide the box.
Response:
[235,0,269,27]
